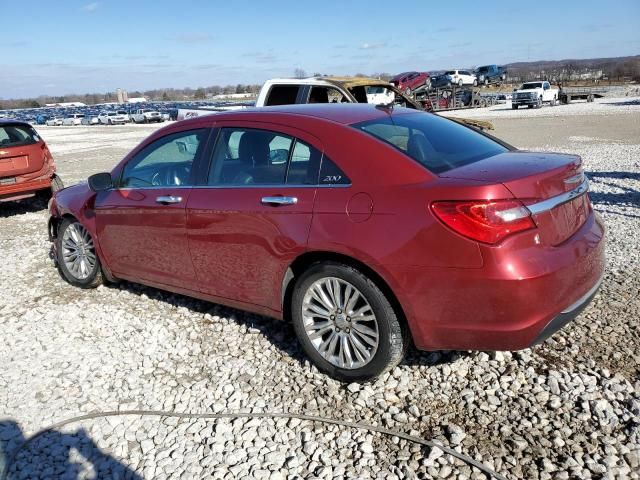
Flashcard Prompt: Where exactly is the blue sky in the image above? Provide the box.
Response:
[2,0,639,98]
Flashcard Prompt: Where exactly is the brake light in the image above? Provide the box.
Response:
[431,199,535,244]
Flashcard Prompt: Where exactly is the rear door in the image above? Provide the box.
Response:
[186,122,321,313]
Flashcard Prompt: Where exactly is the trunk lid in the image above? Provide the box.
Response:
[0,142,46,178]
[440,151,589,245]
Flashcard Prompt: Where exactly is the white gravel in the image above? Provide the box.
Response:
[0,104,639,479]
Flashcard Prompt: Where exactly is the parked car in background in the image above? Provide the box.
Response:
[444,70,477,87]
[48,104,604,381]
[81,116,100,126]
[475,65,507,85]
[0,120,63,202]
[130,108,164,124]
[63,114,85,126]
[98,111,128,125]
[46,117,63,126]
[255,77,420,109]
[117,110,131,123]
[390,71,430,95]
[365,86,395,104]
[512,81,559,109]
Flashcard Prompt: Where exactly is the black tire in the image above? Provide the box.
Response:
[291,261,409,382]
[512,104,518,109]
[55,218,103,289]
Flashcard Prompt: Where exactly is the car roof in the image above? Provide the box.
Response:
[265,76,392,89]
[180,103,419,127]
[0,119,31,127]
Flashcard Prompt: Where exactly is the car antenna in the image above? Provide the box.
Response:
[375,102,394,114]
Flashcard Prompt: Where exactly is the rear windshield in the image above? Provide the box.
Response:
[353,113,507,174]
[0,124,39,148]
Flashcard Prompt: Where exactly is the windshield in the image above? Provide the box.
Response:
[352,113,507,174]
[521,83,542,89]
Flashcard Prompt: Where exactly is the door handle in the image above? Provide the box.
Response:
[261,196,298,206]
[156,195,183,205]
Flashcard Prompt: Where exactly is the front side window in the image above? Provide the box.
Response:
[353,113,507,174]
[308,86,347,104]
[120,129,208,188]
[208,128,322,186]
[0,125,39,147]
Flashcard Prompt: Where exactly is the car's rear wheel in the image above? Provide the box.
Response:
[512,104,518,109]
[291,262,408,382]
[56,219,103,288]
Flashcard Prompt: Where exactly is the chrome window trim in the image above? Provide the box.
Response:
[111,183,352,191]
[527,178,589,216]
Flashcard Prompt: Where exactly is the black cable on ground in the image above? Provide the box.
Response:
[1,410,507,480]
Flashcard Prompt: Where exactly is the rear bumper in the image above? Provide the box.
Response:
[530,274,603,346]
[392,211,605,351]
[0,174,52,202]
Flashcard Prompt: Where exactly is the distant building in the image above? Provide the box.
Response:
[127,97,147,103]
[44,102,86,107]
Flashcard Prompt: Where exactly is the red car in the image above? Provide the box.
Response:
[390,71,430,95]
[48,104,604,381]
[0,120,62,202]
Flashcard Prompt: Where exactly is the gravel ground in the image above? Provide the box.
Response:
[0,99,639,479]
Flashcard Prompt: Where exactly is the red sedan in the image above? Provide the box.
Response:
[48,104,605,381]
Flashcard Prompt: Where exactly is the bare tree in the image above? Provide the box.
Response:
[294,68,307,79]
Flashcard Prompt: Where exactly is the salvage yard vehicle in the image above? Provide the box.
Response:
[390,71,430,95]
[0,120,63,202]
[46,117,63,126]
[474,65,507,85]
[444,70,477,87]
[62,113,85,126]
[512,81,559,109]
[48,104,605,381]
[98,111,128,125]
[130,108,164,124]
[256,77,418,109]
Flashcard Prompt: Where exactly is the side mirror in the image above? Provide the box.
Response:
[88,172,113,192]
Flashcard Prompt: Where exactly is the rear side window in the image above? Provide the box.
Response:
[208,128,322,186]
[0,125,39,148]
[353,113,507,174]
[265,85,299,106]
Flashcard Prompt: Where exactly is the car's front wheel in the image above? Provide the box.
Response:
[56,219,103,288]
[291,262,408,382]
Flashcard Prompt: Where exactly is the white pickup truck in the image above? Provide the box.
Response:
[130,109,164,124]
[512,81,558,109]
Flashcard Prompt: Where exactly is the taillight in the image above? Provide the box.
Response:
[431,199,535,244]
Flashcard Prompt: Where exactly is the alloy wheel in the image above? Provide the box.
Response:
[301,277,379,369]
[61,222,97,280]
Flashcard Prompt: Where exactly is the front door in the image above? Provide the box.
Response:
[95,128,210,289]
[187,124,322,314]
